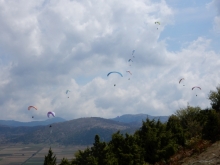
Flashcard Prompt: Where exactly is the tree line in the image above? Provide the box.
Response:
[44,85,220,165]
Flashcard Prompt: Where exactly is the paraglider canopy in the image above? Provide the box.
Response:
[28,106,37,110]
[107,71,123,77]
[47,111,55,118]
[192,86,201,90]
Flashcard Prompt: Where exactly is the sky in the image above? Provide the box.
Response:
[0,0,220,121]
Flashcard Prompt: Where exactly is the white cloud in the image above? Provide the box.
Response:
[208,0,220,34]
[0,0,219,121]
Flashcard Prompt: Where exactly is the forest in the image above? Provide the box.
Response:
[44,86,220,165]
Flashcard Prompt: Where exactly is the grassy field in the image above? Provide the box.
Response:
[0,144,87,165]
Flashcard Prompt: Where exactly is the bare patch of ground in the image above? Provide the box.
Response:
[181,141,220,165]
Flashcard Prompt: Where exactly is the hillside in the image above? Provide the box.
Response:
[0,117,138,145]
[181,141,220,165]
[110,114,169,126]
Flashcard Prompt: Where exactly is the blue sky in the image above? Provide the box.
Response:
[0,0,220,121]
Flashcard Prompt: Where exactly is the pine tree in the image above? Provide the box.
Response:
[44,147,57,165]
[59,158,70,165]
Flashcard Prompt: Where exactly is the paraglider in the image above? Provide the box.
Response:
[128,59,133,66]
[126,71,132,75]
[126,71,132,80]
[66,90,70,98]
[192,86,201,96]
[107,71,123,86]
[132,50,135,58]
[28,106,37,118]
[179,78,185,86]
[155,21,160,29]
[47,112,55,128]
[47,111,55,118]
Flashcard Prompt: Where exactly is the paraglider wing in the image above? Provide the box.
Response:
[66,90,70,94]
[107,71,123,77]
[28,106,37,110]
[47,111,55,118]
[179,78,184,84]
[155,21,160,25]
[128,59,133,62]
[132,50,135,55]
[192,86,201,90]
[126,71,132,75]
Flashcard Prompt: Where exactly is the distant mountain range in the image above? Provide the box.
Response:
[0,117,66,127]
[111,114,169,126]
[0,114,169,145]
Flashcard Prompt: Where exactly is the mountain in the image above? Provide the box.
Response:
[0,117,66,127]
[0,114,169,128]
[0,117,138,145]
[110,114,169,127]
[0,114,170,145]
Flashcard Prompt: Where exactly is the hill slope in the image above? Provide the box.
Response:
[110,114,169,126]
[181,141,220,164]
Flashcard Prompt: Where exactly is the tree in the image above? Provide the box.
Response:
[175,105,202,138]
[91,135,107,165]
[72,148,98,165]
[109,132,144,165]
[166,115,186,146]
[208,85,220,112]
[44,148,57,165]
[202,110,220,142]
[59,158,70,165]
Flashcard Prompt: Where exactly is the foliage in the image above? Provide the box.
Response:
[202,110,220,142]
[59,158,70,165]
[175,105,202,138]
[72,148,97,165]
[44,147,57,165]
[208,85,220,111]
[135,119,179,163]
[108,131,144,165]
[166,115,186,146]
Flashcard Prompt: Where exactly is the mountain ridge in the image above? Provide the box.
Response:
[0,114,169,127]
[0,114,170,145]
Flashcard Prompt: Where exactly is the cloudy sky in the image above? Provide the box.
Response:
[0,0,220,121]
